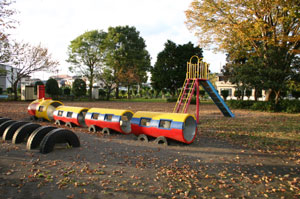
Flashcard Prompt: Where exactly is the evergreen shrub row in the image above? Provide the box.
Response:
[227,100,300,113]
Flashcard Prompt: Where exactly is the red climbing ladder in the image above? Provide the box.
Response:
[173,55,234,123]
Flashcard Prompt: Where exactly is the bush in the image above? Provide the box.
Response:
[0,87,3,94]
[99,89,106,97]
[245,89,252,99]
[199,90,205,98]
[291,90,300,99]
[234,90,242,99]
[64,87,71,96]
[46,78,59,98]
[7,87,12,94]
[167,98,177,102]
[227,99,300,113]
[221,90,229,101]
[72,79,86,97]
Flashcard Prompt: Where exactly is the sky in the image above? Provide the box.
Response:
[8,0,226,80]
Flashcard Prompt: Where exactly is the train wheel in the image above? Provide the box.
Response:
[154,136,168,146]
[55,120,61,126]
[137,134,148,142]
[65,122,73,128]
[101,127,110,135]
[88,125,97,133]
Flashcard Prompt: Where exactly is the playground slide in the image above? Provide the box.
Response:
[199,80,235,117]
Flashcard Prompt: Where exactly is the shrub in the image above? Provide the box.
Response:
[291,90,300,99]
[72,79,86,97]
[221,90,229,101]
[0,87,3,94]
[228,99,300,113]
[234,90,242,99]
[99,89,106,97]
[7,87,12,93]
[46,78,59,98]
[245,89,252,99]
[64,87,71,96]
[199,90,205,98]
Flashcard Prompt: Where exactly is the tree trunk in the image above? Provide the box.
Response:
[254,89,258,101]
[115,84,119,99]
[89,78,93,100]
[274,90,281,105]
[106,89,111,101]
[13,82,18,101]
[265,89,272,101]
[127,85,131,99]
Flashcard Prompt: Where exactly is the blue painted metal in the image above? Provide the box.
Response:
[199,80,235,117]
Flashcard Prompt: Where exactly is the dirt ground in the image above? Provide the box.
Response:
[0,101,299,199]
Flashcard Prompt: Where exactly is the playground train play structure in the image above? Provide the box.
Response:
[0,56,234,153]
[27,98,198,145]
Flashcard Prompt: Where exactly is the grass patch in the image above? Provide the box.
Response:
[200,111,300,158]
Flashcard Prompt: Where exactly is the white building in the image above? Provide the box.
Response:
[0,63,17,91]
[215,74,266,101]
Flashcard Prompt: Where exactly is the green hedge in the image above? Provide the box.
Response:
[227,100,300,113]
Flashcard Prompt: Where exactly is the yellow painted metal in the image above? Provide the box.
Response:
[56,106,88,114]
[88,108,134,116]
[173,78,187,113]
[186,55,208,79]
[182,79,195,112]
[133,111,196,122]
[32,99,63,121]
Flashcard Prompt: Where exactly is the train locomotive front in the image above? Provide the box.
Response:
[28,99,63,121]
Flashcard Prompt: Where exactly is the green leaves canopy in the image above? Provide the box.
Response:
[67,30,107,99]
[104,26,151,87]
[151,40,203,95]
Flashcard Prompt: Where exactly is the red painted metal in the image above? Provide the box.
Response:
[196,79,200,123]
[184,80,196,113]
[53,115,80,126]
[37,85,45,99]
[85,119,124,134]
[175,79,190,113]
[28,102,40,116]
[131,124,196,144]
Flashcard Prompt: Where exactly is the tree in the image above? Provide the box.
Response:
[72,78,86,97]
[151,40,203,96]
[46,78,59,98]
[186,0,300,104]
[8,41,58,100]
[104,25,151,99]
[67,30,107,99]
[34,80,44,95]
[98,68,116,101]
[0,0,16,63]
